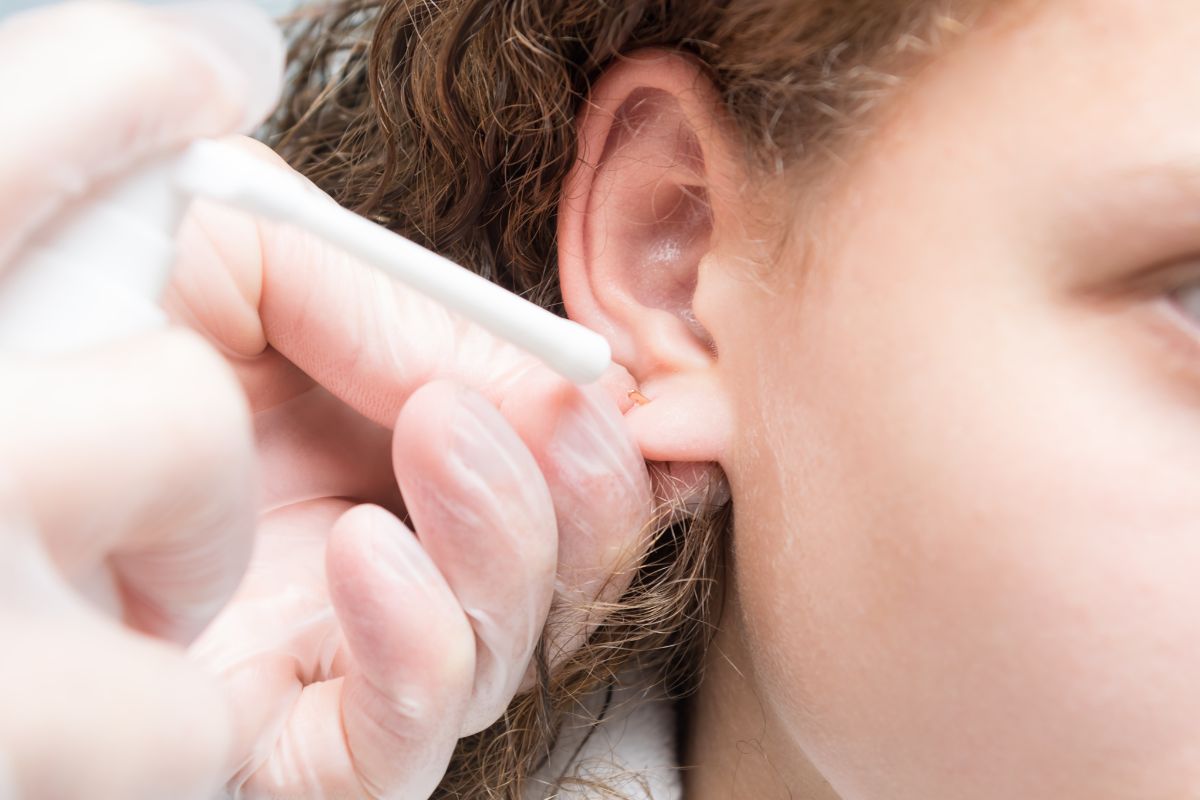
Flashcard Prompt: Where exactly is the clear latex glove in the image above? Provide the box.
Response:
[172,140,655,797]
[0,2,282,799]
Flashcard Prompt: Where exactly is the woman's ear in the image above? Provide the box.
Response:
[558,49,738,483]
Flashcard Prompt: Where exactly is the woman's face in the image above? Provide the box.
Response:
[704,0,1200,797]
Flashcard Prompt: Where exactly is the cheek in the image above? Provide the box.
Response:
[724,279,1200,800]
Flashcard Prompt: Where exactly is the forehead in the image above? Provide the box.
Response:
[826,0,1200,255]
[921,0,1200,152]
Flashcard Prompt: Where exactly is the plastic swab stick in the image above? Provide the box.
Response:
[176,139,611,385]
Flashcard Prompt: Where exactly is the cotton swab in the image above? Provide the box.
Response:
[175,139,611,385]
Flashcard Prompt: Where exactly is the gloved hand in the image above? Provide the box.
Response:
[172,137,655,798]
[0,2,655,799]
[0,2,283,799]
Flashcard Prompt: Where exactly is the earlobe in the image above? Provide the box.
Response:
[557,49,739,475]
[625,370,733,463]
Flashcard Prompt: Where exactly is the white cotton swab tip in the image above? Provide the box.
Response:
[175,139,611,385]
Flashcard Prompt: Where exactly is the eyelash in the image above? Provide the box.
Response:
[1106,259,1200,356]
[1153,270,1200,374]
[1073,261,1200,391]
[1082,258,1200,354]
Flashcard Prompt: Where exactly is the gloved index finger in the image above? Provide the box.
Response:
[0,0,283,267]
[176,138,611,385]
[251,206,535,428]
[175,140,634,428]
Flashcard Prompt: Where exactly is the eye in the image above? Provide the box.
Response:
[1170,279,1200,327]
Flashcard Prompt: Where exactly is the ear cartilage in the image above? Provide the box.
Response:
[175,139,612,385]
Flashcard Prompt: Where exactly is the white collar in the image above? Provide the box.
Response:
[523,669,683,799]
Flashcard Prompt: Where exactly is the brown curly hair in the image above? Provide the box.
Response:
[265,1,985,796]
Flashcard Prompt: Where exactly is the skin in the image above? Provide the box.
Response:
[558,1,1200,798]
[694,1,1200,798]
[8,1,1197,797]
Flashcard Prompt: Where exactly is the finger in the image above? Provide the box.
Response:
[0,0,283,265]
[1,618,234,800]
[170,147,655,665]
[257,210,470,426]
[167,137,511,426]
[393,381,558,734]
[497,371,656,663]
[189,499,349,794]
[252,196,654,663]
[0,328,258,643]
[0,617,233,800]
[287,504,475,799]
[170,139,640,426]
[0,497,231,800]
